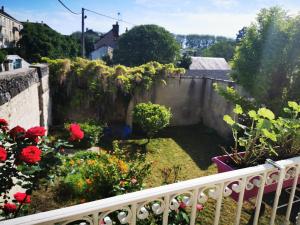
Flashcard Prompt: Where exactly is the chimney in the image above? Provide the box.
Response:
[1,6,4,12]
[112,22,119,38]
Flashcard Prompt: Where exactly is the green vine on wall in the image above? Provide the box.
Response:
[41,57,185,123]
[42,57,185,96]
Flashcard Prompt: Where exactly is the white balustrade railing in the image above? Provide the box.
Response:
[2,156,300,225]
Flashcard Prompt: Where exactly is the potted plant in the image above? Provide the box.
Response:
[212,102,300,201]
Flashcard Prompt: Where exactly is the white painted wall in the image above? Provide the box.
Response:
[0,83,40,129]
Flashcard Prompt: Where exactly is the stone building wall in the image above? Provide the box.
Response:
[0,65,51,129]
[127,76,237,139]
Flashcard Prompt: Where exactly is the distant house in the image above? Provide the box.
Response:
[1,55,30,72]
[90,22,119,60]
[186,57,231,80]
[0,6,23,48]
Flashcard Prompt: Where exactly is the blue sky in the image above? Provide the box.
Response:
[1,0,300,37]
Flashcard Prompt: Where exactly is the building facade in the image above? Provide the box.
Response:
[90,22,119,60]
[0,6,23,48]
[186,57,232,80]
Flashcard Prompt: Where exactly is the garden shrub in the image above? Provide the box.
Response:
[0,119,83,219]
[133,102,172,143]
[65,121,103,147]
[57,148,151,201]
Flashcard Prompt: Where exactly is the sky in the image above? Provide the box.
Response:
[1,0,300,38]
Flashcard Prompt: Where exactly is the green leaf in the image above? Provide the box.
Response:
[223,115,235,125]
[248,110,257,119]
[262,129,277,141]
[233,104,243,115]
[288,101,300,112]
[258,108,275,120]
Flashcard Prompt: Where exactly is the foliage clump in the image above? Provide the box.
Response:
[113,25,180,66]
[133,102,172,143]
[18,22,80,62]
[43,57,185,96]
[222,102,300,167]
[57,148,151,201]
[231,7,300,113]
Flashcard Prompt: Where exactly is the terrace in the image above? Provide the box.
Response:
[4,154,300,225]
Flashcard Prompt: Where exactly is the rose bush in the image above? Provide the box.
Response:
[0,119,83,219]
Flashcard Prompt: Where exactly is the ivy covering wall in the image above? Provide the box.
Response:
[42,57,185,124]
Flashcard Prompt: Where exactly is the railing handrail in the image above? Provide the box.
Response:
[3,156,300,225]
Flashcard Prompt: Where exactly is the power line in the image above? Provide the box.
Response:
[57,0,136,25]
[57,0,80,15]
[84,8,136,26]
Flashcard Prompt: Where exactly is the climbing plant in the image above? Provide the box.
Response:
[41,57,185,123]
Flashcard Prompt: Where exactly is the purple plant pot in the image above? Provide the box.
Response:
[212,154,300,202]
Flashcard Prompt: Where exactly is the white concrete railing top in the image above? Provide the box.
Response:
[2,156,300,225]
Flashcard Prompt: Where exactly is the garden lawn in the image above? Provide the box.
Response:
[119,130,286,225]
[28,124,287,225]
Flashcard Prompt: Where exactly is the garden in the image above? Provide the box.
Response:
[1,98,299,224]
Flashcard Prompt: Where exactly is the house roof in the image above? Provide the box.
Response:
[189,57,230,70]
[94,22,119,50]
[0,10,22,24]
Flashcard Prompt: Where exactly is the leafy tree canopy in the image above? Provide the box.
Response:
[232,7,300,112]
[71,29,103,58]
[202,39,236,61]
[18,22,80,62]
[113,25,180,66]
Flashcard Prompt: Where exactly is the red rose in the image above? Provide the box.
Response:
[9,126,26,139]
[0,147,7,161]
[179,202,186,209]
[196,204,204,211]
[69,123,84,141]
[25,126,46,140]
[3,203,17,213]
[20,146,42,164]
[13,192,31,204]
[0,118,8,127]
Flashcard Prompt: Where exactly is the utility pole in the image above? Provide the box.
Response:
[81,8,86,57]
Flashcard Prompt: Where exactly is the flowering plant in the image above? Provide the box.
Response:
[57,148,151,202]
[0,120,84,219]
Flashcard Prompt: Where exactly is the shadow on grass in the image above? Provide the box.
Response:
[156,123,230,170]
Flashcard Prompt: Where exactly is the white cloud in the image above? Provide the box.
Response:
[127,9,256,37]
[212,0,239,8]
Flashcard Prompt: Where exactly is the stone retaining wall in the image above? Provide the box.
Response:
[0,65,51,129]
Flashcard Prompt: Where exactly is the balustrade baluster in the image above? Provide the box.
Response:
[234,177,247,225]
[214,183,224,225]
[253,172,267,225]
[270,167,286,225]
[189,188,200,225]
[285,166,300,225]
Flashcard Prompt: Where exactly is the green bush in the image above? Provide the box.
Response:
[57,149,151,201]
[133,102,172,142]
[0,50,7,64]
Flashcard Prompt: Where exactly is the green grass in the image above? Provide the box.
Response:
[118,124,287,225]
[29,124,289,224]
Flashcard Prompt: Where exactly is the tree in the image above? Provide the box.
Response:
[133,102,172,143]
[177,53,192,69]
[232,7,300,113]
[71,29,102,58]
[113,25,180,66]
[18,22,80,62]
[202,40,236,61]
[236,27,247,43]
